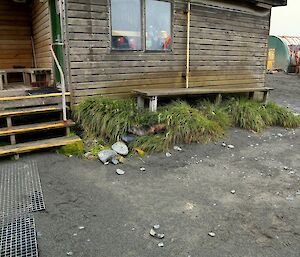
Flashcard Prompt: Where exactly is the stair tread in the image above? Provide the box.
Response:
[0,92,70,101]
[0,105,63,117]
[0,136,81,156]
[0,120,75,136]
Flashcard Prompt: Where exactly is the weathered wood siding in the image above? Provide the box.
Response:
[67,0,270,103]
[0,0,32,69]
[32,0,52,69]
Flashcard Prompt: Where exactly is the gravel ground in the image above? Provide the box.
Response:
[1,73,299,257]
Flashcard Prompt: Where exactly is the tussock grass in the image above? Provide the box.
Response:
[76,96,299,153]
[265,102,300,128]
[160,101,225,145]
[75,96,137,142]
[196,100,232,129]
[225,98,300,132]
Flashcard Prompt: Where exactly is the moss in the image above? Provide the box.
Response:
[57,140,84,157]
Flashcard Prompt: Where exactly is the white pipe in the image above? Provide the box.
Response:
[50,43,67,122]
[186,1,191,88]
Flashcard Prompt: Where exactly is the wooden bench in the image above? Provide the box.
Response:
[134,86,274,112]
[0,68,52,89]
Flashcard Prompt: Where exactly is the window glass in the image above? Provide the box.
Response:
[146,0,171,51]
[111,0,142,50]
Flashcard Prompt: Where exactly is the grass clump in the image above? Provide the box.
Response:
[225,98,270,132]
[196,100,232,129]
[75,96,137,142]
[265,102,300,128]
[225,98,300,132]
[131,134,169,153]
[160,101,225,145]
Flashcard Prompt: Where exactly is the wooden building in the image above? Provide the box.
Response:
[0,0,287,156]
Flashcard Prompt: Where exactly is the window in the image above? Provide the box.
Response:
[111,0,172,51]
[111,0,142,50]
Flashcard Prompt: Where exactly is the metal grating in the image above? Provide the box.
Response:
[0,214,38,257]
[0,160,45,219]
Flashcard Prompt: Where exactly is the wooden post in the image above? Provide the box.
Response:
[137,96,145,109]
[149,96,158,112]
[263,91,269,104]
[185,1,191,89]
[0,74,3,90]
[249,92,255,100]
[6,116,19,160]
[215,93,222,105]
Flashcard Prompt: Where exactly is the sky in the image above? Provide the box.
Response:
[270,0,300,36]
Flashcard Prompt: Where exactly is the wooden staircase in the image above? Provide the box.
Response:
[0,92,81,158]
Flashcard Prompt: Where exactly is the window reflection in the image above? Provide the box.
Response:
[146,0,171,51]
[111,0,142,50]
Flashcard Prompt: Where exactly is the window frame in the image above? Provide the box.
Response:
[109,0,173,53]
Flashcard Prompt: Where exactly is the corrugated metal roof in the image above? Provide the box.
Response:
[280,36,300,46]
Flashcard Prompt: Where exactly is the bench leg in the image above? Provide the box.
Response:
[7,116,19,161]
[4,74,8,85]
[149,96,158,112]
[215,93,222,105]
[249,92,255,100]
[137,96,145,110]
[263,91,269,104]
[0,75,3,90]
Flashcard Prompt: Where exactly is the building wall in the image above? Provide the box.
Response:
[32,0,52,69]
[66,0,270,103]
[0,0,32,69]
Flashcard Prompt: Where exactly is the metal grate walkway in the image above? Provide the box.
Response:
[0,160,44,257]
[0,160,45,219]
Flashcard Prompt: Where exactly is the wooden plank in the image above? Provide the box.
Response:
[0,92,70,101]
[134,87,273,97]
[0,105,62,118]
[0,136,81,156]
[0,120,75,136]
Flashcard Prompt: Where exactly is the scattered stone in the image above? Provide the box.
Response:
[116,169,126,175]
[98,150,117,164]
[208,232,216,237]
[150,228,156,237]
[283,166,289,170]
[121,134,136,143]
[227,144,235,149]
[140,167,146,171]
[277,133,283,137]
[111,157,119,165]
[153,224,160,230]
[67,252,73,256]
[84,152,97,160]
[73,233,77,236]
[158,242,164,247]
[221,143,227,147]
[173,146,182,151]
[157,233,165,239]
[78,226,85,230]
[288,171,295,175]
[112,141,129,156]
[166,152,172,157]
[231,190,236,194]
[296,190,300,195]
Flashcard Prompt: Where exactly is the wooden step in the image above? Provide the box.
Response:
[0,105,63,118]
[0,120,75,136]
[0,92,70,101]
[0,136,81,156]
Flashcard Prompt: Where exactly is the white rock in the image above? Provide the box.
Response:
[166,152,172,157]
[150,228,156,237]
[153,224,160,230]
[221,143,227,147]
[112,141,129,156]
[231,190,236,194]
[116,169,125,175]
[140,167,146,171]
[208,232,216,237]
[158,242,164,247]
[227,145,235,149]
[173,146,182,151]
